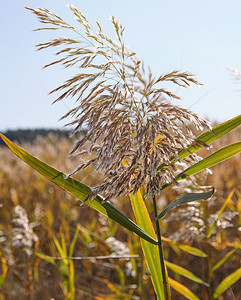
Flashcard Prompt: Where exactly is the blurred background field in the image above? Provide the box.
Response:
[0,125,240,299]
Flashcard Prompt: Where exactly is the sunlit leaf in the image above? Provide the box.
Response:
[35,252,56,265]
[0,134,158,245]
[207,189,235,238]
[212,249,237,273]
[161,142,241,191]
[165,261,208,286]
[225,242,241,249]
[213,267,241,298]
[178,115,241,160]
[61,232,68,257]
[68,260,75,300]
[0,256,8,287]
[53,236,69,278]
[158,115,241,171]
[69,225,80,258]
[176,143,241,181]
[168,277,200,300]
[178,245,207,258]
[162,236,207,257]
[130,191,166,300]
[161,237,207,257]
[53,236,66,258]
[157,189,214,219]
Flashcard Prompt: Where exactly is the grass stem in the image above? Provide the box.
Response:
[153,195,170,300]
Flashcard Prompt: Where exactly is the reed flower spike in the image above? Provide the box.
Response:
[27,5,211,201]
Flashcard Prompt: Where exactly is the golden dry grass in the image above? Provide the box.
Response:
[0,127,240,299]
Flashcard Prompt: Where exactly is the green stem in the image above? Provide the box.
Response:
[153,195,170,300]
[206,245,213,300]
[203,201,213,300]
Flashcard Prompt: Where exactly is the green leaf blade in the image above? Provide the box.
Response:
[207,189,235,238]
[176,142,241,181]
[157,189,214,220]
[178,114,241,160]
[178,245,207,258]
[168,277,200,300]
[0,257,8,288]
[130,191,166,300]
[0,134,158,245]
[212,249,237,273]
[213,267,241,298]
[157,115,241,172]
[165,261,208,286]
[69,225,80,258]
[53,236,66,258]
[35,252,56,265]
[69,260,75,299]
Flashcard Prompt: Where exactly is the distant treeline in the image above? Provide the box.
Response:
[0,129,80,146]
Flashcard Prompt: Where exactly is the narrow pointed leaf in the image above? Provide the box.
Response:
[168,277,200,300]
[213,267,241,298]
[0,134,158,245]
[161,237,207,257]
[53,236,66,258]
[212,249,237,273]
[130,191,166,300]
[165,261,208,286]
[61,233,68,257]
[69,225,80,258]
[176,142,241,181]
[158,115,241,171]
[217,189,235,219]
[161,142,241,191]
[178,245,207,257]
[69,260,75,299]
[157,189,214,219]
[225,242,241,249]
[35,252,56,265]
[0,257,8,287]
[178,114,241,160]
[0,270,7,288]
[207,189,235,238]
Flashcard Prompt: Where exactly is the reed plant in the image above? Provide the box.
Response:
[1,5,241,299]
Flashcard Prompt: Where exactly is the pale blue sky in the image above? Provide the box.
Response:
[1,0,241,131]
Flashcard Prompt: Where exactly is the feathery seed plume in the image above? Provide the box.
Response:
[27,5,212,201]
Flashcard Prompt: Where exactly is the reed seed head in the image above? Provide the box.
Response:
[27,5,212,200]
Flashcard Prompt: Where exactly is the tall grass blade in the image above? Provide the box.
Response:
[0,134,158,245]
[53,236,66,258]
[35,252,56,265]
[161,142,241,191]
[130,191,166,300]
[212,249,238,273]
[61,232,68,257]
[213,267,241,298]
[157,189,214,219]
[165,261,208,286]
[177,245,207,258]
[168,277,200,300]
[176,142,241,181]
[178,115,241,160]
[162,236,207,257]
[68,260,75,300]
[207,189,235,238]
[157,115,241,171]
[69,225,80,258]
[53,236,69,276]
[161,238,207,257]
[0,256,8,287]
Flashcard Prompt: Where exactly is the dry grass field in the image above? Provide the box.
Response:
[0,126,240,299]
